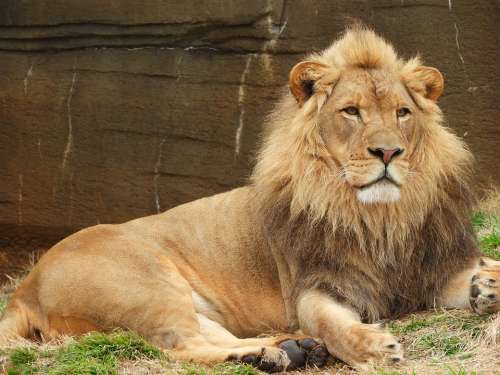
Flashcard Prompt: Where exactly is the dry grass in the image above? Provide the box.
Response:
[478,187,500,216]
[295,311,500,374]
[0,192,499,374]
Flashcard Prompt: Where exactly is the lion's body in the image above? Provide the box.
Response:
[1,26,499,371]
[7,187,287,338]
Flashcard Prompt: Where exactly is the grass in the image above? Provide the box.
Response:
[0,195,499,374]
[0,334,260,375]
[473,193,500,260]
[180,363,260,375]
[3,331,164,375]
[480,233,500,260]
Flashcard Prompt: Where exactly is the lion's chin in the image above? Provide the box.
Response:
[356,180,401,204]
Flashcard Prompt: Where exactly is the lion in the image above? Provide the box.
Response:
[0,25,499,372]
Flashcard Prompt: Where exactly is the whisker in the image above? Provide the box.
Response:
[336,166,347,179]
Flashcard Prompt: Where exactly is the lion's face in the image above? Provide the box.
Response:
[318,69,415,204]
[286,34,445,205]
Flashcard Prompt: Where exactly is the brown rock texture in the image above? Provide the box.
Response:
[0,0,499,250]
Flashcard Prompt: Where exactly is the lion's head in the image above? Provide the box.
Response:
[298,57,442,205]
[252,25,474,253]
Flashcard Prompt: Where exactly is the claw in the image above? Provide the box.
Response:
[470,265,500,314]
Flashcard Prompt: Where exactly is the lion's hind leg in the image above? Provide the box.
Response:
[194,313,329,371]
[170,336,290,373]
[131,279,290,373]
[151,312,291,373]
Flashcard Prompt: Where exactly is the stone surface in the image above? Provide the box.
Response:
[0,0,499,248]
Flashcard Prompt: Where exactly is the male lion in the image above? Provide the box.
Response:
[1,26,499,372]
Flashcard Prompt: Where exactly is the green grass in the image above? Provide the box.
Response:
[390,314,447,335]
[474,211,500,260]
[389,312,486,338]
[419,333,464,356]
[390,311,491,361]
[471,212,487,229]
[444,366,479,375]
[6,331,164,375]
[179,363,260,375]
[8,347,38,375]
[480,233,500,260]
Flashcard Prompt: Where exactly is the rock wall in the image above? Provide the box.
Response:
[0,0,499,246]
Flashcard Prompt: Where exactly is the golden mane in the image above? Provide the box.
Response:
[252,25,473,249]
[251,26,477,320]
[318,24,402,71]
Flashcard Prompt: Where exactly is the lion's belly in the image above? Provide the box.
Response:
[165,243,289,337]
[128,187,290,337]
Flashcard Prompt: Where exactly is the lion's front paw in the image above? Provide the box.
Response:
[470,259,500,314]
[341,323,404,370]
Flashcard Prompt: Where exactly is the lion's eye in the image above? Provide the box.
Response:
[396,107,411,118]
[342,106,360,116]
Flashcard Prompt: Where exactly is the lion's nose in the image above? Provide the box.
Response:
[368,147,404,164]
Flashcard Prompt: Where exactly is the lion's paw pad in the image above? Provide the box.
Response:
[278,338,329,370]
[470,266,499,314]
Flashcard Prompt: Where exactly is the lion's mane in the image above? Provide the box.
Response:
[251,26,479,323]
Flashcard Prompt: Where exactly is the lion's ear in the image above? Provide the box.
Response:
[289,61,338,107]
[403,66,444,101]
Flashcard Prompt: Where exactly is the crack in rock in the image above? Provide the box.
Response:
[23,62,34,96]
[175,55,183,81]
[153,137,167,213]
[454,23,465,65]
[62,69,77,172]
[235,54,254,157]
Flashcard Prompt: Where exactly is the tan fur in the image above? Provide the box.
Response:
[1,25,498,370]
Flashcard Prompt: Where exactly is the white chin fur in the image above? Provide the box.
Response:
[356,182,401,204]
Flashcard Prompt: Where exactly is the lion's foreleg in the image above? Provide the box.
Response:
[296,289,403,370]
[170,336,291,372]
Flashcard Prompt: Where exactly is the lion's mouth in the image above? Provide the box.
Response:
[359,174,400,191]
[356,176,401,204]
